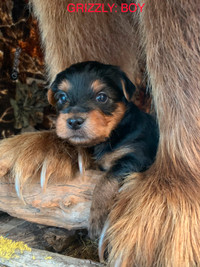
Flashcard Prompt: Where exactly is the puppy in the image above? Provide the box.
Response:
[49,61,159,238]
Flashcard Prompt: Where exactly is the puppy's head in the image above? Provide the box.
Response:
[49,61,136,146]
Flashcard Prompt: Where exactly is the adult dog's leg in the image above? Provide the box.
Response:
[30,0,142,83]
[105,1,200,266]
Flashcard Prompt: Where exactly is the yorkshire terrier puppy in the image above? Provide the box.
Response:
[49,61,159,238]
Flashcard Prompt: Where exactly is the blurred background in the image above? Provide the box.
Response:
[0,0,55,138]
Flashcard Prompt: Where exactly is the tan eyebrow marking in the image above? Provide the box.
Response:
[91,79,106,93]
[58,79,72,92]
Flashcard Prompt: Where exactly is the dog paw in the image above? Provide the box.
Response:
[0,131,78,200]
[88,178,119,240]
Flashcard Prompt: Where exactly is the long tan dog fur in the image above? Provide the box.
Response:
[0,0,200,266]
[30,0,143,84]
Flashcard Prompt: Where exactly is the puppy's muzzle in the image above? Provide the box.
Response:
[67,117,85,130]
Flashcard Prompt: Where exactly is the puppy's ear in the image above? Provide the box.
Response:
[120,73,136,102]
[47,89,56,106]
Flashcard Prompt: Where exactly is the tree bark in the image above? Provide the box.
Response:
[0,171,101,230]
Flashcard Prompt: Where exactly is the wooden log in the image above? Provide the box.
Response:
[0,171,101,230]
[0,246,104,267]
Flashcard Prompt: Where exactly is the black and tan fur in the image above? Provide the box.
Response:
[48,61,158,238]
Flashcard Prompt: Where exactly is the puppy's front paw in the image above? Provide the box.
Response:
[89,178,119,240]
[89,201,109,240]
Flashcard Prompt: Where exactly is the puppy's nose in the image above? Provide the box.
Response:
[67,117,85,130]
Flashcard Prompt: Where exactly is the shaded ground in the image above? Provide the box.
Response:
[0,212,99,262]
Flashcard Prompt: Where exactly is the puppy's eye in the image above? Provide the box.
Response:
[58,93,68,104]
[96,93,108,103]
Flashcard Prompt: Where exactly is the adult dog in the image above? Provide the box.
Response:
[2,1,200,266]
